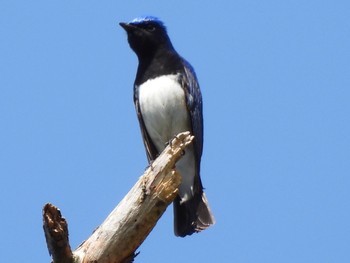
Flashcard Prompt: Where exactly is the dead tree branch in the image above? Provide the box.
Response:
[43,131,194,263]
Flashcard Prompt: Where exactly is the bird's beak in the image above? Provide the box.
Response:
[119,22,135,32]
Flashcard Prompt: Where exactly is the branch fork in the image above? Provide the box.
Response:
[43,132,194,263]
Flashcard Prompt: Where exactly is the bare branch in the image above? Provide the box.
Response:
[44,132,194,263]
[43,203,73,263]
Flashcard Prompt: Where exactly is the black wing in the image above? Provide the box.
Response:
[134,85,159,162]
[180,60,204,182]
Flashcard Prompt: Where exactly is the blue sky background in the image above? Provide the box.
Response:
[1,1,349,262]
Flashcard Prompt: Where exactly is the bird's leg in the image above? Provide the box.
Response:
[148,159,155,171]
[168,135,186,157]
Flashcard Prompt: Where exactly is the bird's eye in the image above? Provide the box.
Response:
[146,24,156,32]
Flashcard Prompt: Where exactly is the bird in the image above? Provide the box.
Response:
[120,16,215,237]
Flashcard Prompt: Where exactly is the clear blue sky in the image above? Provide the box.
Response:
[1,1,349,262]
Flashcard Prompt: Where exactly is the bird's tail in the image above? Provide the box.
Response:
[173,192,215,237]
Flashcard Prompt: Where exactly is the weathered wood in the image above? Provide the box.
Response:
[43,203,73,263]
[44,132,194,263]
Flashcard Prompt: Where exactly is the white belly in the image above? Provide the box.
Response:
[138,74,195,201]
[138,74,190,151]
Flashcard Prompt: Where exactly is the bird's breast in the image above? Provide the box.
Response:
[138,74,190,152]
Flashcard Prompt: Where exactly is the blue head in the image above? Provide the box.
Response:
[120,16,174,58]
[130,16,165,28]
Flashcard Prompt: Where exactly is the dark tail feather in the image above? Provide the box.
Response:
[173,192,215,237]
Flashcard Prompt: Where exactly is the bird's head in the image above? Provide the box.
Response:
[120,16,173,59]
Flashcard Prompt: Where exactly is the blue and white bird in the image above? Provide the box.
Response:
[120,16,215,237]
